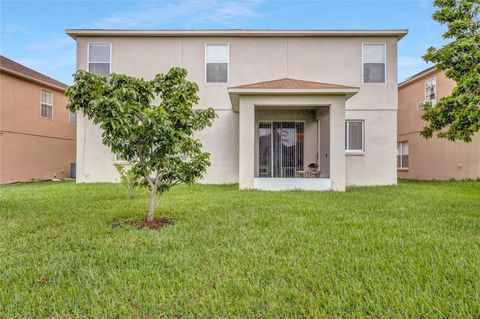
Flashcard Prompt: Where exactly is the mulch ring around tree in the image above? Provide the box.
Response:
[112,217,172,230]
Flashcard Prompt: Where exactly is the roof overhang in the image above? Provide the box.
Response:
[0,67,68,91]
[228,87,360,112]
[398,66,438,88]
[66,29,408,40]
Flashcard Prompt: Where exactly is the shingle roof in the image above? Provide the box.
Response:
[0,55,68,90]
[230,78,358,90]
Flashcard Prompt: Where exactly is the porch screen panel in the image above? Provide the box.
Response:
[296,122,304,172]
[261,121,305,178]
[282,122,296,177]
[258,123,272,177]
[272,122,282,177]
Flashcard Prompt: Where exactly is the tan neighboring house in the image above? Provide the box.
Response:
[0,56,76,183]
[67,29,408,191]
[398,67,480,180]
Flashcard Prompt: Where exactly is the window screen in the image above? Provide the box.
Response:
[363,43,386,83]
[41,89,53,119]
[206,43,228,83]
[345,120,364,151]
[88,43,111,77]
[258,122,304,178]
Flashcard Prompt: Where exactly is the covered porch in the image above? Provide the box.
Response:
[229,78,358,191]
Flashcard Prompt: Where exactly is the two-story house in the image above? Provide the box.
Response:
[398,67,480,180]
[66,29,407,191]
[0,56,76,183]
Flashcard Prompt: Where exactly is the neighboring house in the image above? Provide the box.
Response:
[0,56,76,183]
[398,67,480,180]
[67,29,407,191]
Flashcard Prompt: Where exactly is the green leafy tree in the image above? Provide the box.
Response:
[421,0,480,142]
[114,163,138,199]
[66,68,216,222]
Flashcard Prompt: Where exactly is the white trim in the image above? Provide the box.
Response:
[345,150,365,156]
[345,120,365,152]
[113,153,128,163]
[361,42,386,84]
[254,178,331,191]
[40,88,53,120]
[87,42,112,75]
[66,29,409,39]
[205,42,229,83]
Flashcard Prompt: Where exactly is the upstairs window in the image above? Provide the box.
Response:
[425,78,436,104]
[397,141,409,169]
[363,43,386,83]
[88,42,111,77]
[41,89,53,119]
[345,120,364,151]
[205,43,228,83]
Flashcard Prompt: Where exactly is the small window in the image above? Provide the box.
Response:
[40,89,53,119]
[345,120,364,151]
[397,141,409,169]
[363,43,386,83]
[206,43,228,83]
[69,111,77,124]
[88,42,111,77]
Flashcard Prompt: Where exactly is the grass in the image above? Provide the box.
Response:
[1,180,479,318]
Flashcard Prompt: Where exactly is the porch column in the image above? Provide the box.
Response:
[329,97,346,191]
[238,98,255,189]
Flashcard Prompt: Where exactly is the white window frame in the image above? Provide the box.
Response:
[87,42,112,75]
[205,42,229,84]
[397,141,409,169]
[345,120,365,154]
[40,89,53,119]
[114,153,128,163]
[424,77,436,103]
[362,42,387,84]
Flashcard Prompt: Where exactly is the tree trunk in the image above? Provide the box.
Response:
[147,187,157,223]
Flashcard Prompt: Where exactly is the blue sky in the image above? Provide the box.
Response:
[1,0,446,85]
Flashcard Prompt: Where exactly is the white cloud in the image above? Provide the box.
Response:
[1,23,34,37]
[90,0,263,29]
[398,56,425,68]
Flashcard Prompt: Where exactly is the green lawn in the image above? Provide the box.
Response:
[1,180,479,318]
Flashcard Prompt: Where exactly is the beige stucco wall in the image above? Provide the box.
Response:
[0,72,76,183]
[74,35,399,187]
[398,69,480,180]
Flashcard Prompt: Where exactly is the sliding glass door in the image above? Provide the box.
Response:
[258,122,304,178]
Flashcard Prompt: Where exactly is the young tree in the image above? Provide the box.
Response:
[66,68,216,222]
[421,0,480,142]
